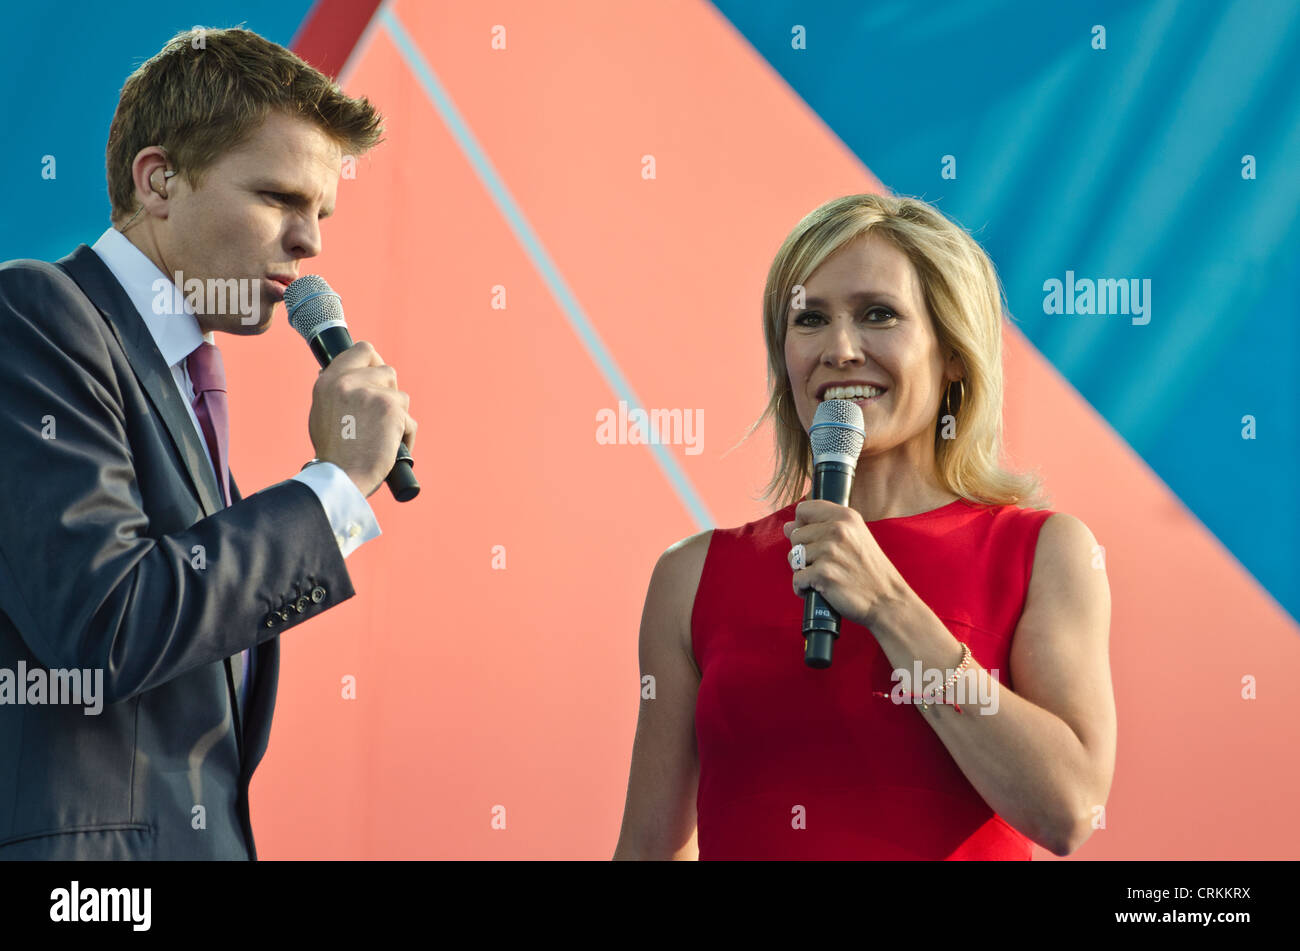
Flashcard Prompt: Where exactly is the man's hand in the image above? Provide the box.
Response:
[308,341,416,498]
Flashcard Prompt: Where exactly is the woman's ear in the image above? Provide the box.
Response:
[947,349,966,382]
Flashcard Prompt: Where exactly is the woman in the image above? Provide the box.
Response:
[613,194,1116,860]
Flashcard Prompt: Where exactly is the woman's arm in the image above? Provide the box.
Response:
[612,531,711,860]
[870,512,1117,856]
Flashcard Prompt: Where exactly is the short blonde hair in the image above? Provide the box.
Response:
[753,193,1048,510]
[106,27,384,225]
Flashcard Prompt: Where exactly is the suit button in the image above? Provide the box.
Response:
[294,597,308,613]
[311,586,326,603]
[265,614,277,627]
[277,607,291,621]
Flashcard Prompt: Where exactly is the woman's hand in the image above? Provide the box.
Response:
[783,500,907,629]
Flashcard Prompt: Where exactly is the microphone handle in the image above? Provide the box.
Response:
[309,325,420,503]
[803,461,855,668]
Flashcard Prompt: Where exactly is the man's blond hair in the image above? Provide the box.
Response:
[106,26,383,225]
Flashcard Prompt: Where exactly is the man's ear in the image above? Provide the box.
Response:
[130,147,173,220]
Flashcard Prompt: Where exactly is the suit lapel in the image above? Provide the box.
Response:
[55,245,224,518]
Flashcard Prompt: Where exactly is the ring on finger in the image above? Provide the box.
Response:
[788,543,806,571]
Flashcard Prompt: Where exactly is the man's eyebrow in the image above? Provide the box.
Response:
[794,290,906,310]
[251,181,333,218]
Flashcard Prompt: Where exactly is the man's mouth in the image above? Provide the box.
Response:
[265,276,292,301]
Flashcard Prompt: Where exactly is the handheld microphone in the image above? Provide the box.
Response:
[803,399,865,668]
[285,275,420,503]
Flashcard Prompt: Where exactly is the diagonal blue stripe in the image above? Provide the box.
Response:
[380,8,714,531]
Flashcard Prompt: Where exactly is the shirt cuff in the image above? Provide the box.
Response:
[291,462,382,558]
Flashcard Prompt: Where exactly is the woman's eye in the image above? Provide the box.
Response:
[793,307,896,326]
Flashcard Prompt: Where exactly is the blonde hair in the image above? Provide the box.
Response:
[106,27,384,225]
[752,193,1048,510]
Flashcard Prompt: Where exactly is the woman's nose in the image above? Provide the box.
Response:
[822,318,864,366]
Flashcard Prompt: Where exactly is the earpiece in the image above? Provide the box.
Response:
[118,165,176,233]
[150,167,175,198]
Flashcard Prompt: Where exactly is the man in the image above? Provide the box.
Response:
[0,27,415,859]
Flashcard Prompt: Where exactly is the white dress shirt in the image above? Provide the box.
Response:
[90,227,381,557]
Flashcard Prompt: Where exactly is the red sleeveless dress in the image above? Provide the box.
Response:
[691,496,1055,860]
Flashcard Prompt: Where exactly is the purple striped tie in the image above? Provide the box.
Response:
[186,342,252,709]
[186,342,231,507]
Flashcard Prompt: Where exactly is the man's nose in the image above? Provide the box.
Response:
[289,215,322,259]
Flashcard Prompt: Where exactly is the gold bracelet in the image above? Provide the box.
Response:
[939,642,973,693]
[872,642,975,713]
[920,642,973,712]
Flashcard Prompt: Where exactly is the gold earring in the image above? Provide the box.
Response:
[944,379,966,417]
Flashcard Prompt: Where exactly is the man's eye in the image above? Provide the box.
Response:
[264,192,291,203]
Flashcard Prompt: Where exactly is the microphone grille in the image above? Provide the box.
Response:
[809,399,866,462]
[285,275,346,341]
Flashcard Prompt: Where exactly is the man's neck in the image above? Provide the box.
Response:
[114,225,215,340]
[118,225,168,279]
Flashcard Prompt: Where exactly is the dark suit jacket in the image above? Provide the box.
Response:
[0,245,355,859]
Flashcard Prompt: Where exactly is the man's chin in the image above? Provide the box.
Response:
[237,303,278,333]
[202,310,275,336]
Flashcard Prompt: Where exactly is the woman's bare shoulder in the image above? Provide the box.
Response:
[649,530,716,610]
[659,529,715,568]
[645,531,715,677]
